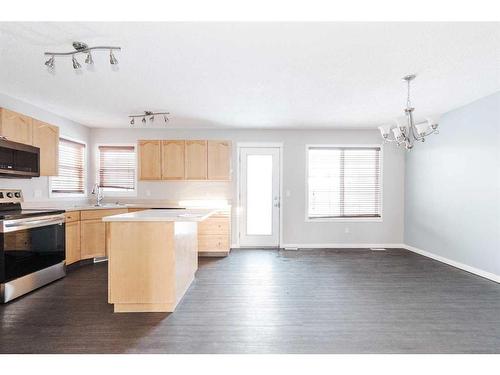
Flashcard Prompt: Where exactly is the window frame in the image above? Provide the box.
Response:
[49,136,88,198]
[305,144,384,223]
[95,143,137,197]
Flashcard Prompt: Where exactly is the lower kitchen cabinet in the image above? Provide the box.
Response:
[198,211,231,256]
[80,219,107,259]
[65,208,129,264]
[65,221,81,265]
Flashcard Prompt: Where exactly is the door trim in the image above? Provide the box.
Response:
[236,142,284,248]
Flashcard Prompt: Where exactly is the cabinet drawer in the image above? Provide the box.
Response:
[80,209,128,221]
[199,217,230,235]
[198,234,229,251]
[64,211,81,223]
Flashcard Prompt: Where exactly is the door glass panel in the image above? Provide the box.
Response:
[246,154,273,235]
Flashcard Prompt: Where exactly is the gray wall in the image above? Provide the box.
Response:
[405,92,500,276]
[0,92,91,201]
[91,128,405,246]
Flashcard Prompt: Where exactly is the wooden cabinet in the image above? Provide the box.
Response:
[0,108,33,144]
[81,219,107,259]
[138,140,162,180]
[65,221,81,265]
[138,139,231,181]
[198,211,231,256]
[185,140,207,180]
[207,140,231,180]
[0,108,60,176]
[32,119,59,176]
[161,140,185,180]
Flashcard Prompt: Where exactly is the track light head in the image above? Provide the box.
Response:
[109,50,118,65]
[85,52,94,65]
[72,55,81,70]
[142,117,146,124]
[44,55,55,69]
[163,114,169,124]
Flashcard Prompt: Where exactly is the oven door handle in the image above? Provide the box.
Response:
[0,214,65,233]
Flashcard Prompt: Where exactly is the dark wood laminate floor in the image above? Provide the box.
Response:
[1,248,499,354]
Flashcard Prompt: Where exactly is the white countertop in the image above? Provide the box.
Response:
[102,208,217,222]
[22,200,231,212]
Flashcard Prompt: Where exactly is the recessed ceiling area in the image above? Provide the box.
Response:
[0,22,498,129]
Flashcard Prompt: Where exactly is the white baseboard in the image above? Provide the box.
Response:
[280,243,405,249]
[404,244,500,284]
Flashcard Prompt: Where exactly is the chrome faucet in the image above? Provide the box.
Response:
[91,183,103,206]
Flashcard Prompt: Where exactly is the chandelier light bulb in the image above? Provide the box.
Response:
[72,55,81,70]
[130,118,135,125]
[142,117,146,124]
[150,116,155,122]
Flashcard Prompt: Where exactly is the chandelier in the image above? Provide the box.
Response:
[378,74,439,150]
[129,111,170,126]
[44,41,121,71]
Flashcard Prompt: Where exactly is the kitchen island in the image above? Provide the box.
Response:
[103,209,215,313]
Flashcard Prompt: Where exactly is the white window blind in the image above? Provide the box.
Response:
[308,146,381,219]
[51,138,86,194]
[98,145,136,191]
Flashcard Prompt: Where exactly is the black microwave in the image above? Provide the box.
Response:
[0,138,40,178]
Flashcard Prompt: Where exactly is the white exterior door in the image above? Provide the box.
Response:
[239,147,280,247]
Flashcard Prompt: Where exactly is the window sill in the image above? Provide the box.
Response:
[305,217,383,223]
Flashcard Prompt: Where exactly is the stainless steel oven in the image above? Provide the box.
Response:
[0,190,65,303]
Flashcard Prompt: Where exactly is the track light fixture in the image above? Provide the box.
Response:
[129,111,170,127]
[44,41,121,72]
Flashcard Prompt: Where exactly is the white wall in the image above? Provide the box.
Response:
[91,128,405,246]
[405,92,500,278]
[0,92,91,201]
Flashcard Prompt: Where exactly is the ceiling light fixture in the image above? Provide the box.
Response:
[129,111,170,127]
[378,74,439,150]
[44,41,121,72]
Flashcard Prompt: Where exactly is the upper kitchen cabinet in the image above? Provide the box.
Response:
[32,120,59,176]
[207,140,231,180]
[185,140,208,180]
[0,108,33,145]
[161,140,185,180]
[138,140,162,180]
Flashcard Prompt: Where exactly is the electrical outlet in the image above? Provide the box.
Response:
[285,189,291,197]
[34,189,42,199]
[145,190,151,197]
[344,227,350,234]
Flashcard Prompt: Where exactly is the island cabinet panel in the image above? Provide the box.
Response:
[80,219,107,259]
[185,140,207,180]
[138,140,162,180]
[32,119,59,176]
[161,140,185,180]
[0,108,33,145]
[207,140,231,180]
[107,221,198,312]
[65,220,81,265]
[80,208,127,221]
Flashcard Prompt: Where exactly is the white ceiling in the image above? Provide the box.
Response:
[0,22,498,129]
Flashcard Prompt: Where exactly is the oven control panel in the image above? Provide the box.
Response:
[0,189,23,204]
